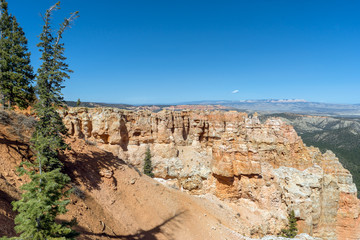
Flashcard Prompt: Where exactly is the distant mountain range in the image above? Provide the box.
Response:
[178,99,360,117]
[66,101,134,109]
[181,99,307,104]
[67,99,360,117]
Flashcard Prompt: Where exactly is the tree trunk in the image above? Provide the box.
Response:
[0,92,4,110]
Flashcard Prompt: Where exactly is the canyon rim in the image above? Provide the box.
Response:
[61,107,360,240]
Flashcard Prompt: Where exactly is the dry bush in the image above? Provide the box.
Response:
[5,112,36,141]
[71,184,86,200]
[85,139,96,146]
[16,114,36,129]
[0,111,11,125]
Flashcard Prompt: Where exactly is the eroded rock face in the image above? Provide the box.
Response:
[61,107,360,239]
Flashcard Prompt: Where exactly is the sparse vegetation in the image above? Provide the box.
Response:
[85,139,96,146]
[144,147,154,178]
[76,98,81,106]
[280,210,298,238]
[7,113,35,141]
[16,114,36,129]
[0,110,10,124]
[0,110,35,142]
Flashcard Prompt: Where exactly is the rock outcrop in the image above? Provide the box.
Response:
[62,108,360,239]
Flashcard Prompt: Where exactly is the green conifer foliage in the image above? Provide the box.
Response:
[0,0,35,109]
[76,98,81,106]
[11,169,76,239]
[281,210,298,238]
[3,2,79,239]
[144,147,154,177]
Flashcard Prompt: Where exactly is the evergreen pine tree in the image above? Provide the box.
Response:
[281,210,298,238]
[0,0,12,108]
[76,98,81,106]
[0,0,35,109]
[3,2,79,239]
[144,147,154,177]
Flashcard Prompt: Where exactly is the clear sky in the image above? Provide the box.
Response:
[7,0,360,104]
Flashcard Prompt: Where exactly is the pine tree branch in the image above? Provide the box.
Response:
[55,11,79,45]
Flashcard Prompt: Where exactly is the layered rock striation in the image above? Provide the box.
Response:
[61,108,360,239]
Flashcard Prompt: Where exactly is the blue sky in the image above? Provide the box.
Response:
[8,0,360,104]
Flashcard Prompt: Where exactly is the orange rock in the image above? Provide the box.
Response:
[62,107,360,239]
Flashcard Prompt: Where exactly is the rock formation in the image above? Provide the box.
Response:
[61,107,360,239]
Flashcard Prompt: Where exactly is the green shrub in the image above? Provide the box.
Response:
[281,210,298,238]
[143,147,154,178]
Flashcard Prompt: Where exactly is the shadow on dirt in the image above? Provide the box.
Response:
[75,211,186,240]
[0,110,35,164]
[0,134,33,164]
[62,148,125,191]
[62,143,141,191]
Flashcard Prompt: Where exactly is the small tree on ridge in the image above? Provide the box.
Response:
[144,147,154,178]
[281,210,298,238]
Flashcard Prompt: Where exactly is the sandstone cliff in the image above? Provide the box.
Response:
[0,110,322,240]
[62,107,360,239]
